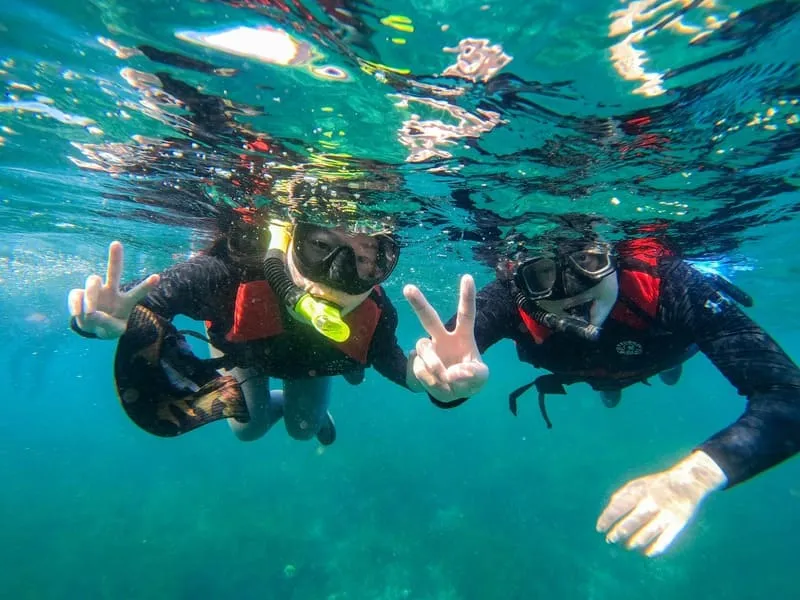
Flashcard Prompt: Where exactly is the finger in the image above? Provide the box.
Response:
[415,337,449,383]
[68,289,85,318]
[626,513,668,551]
[122,273,160,306]
[605,500,659,545]
[455,274,476,331]
[645,520,688,557]
[106,241,124,291]
[447,360,488,385]
[404,284,448,340]
[449,365,488,398]
[596,483,642,532]
[412,357,439,390]
[445,361,482,382]
[412,357,453,397]
[82,311,122,339]
[83,275,103,315]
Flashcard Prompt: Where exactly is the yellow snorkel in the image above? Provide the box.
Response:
[264,221,350,343]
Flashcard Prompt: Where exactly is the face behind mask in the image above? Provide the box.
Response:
[291,222,399,295]
[286,249,372,315]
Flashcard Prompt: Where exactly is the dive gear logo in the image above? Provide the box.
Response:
[616,340,643,356]
[704,291,731,315]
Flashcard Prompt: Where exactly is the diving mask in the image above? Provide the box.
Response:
[264,221,351,343]
[514,242,617,302]
[291,222,400,295]
[513,241,618,337]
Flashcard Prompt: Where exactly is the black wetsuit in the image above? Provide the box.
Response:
[458,257,800,488]
[97,248,410,438]
[136,251,411,387]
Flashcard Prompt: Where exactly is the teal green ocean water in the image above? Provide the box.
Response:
[1,0,799,598]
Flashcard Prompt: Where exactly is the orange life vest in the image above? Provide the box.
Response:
[211,280,382,364]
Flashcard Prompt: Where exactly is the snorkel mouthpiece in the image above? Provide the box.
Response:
[264,222,350,342]
[534,309,601,341]
[513,287,601,341]
[295,294,350,343]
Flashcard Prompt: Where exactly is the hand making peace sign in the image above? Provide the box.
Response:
[67,241,161,339]
[403,274,489,404]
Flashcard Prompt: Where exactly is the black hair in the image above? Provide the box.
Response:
[205,207,270,271]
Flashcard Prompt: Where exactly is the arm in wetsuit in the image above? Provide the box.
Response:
[82,251,253,437]
[145,257,415,390]
[135,253,241,324]
[659,259,800,487]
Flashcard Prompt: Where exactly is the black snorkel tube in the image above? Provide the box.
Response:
[512,284,601,342]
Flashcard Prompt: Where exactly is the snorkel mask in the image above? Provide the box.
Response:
[262,221,400,343]
[513,241,618,341]
[291,222,400,295]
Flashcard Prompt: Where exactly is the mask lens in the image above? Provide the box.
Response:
[292,223,399,294]
[518,257,558,298]
[366,234,399,282]
[569,248,612,277]
[296,226,339,269]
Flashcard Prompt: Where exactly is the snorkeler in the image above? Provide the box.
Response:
[406,218,800,558]
[67,212,487,445]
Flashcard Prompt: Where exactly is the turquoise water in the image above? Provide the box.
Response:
[1,0,799,598]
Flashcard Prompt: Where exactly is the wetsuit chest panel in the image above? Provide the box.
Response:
[243,322,366,378]
[516,317,692,383]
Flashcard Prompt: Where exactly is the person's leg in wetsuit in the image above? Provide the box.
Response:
[282,377,336,445]
[225,366,284,441]
[222,368,335,445]
[658,364,682,385]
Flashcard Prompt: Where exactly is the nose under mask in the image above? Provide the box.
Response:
[326,246,358,283]
[286,249,371,315]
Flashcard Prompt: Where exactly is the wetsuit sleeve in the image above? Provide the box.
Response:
[445,279,522,353]
[111,254,250,438]
[135,254,238,322]
[659,259,800,487]
[368,295,412,389]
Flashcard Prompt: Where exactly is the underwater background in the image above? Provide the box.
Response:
[1,0,799,598]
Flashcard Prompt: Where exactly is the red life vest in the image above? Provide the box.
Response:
[518,238,671,342]
[210,280,383,364]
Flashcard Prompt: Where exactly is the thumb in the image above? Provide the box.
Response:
[121,274,160,312]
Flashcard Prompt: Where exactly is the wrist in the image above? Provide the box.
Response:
[675,450,728,493]
[70,316,99,339]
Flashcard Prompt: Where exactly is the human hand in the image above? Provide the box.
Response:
[403,274,489,403]
[67,241,160,339]
[596,450,727,556]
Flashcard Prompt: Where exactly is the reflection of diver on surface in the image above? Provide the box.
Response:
[663,0,799,78]
[315,0,381,54]
[220,0,380,55]
[99,38,238,77]
[74,58,401,225]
